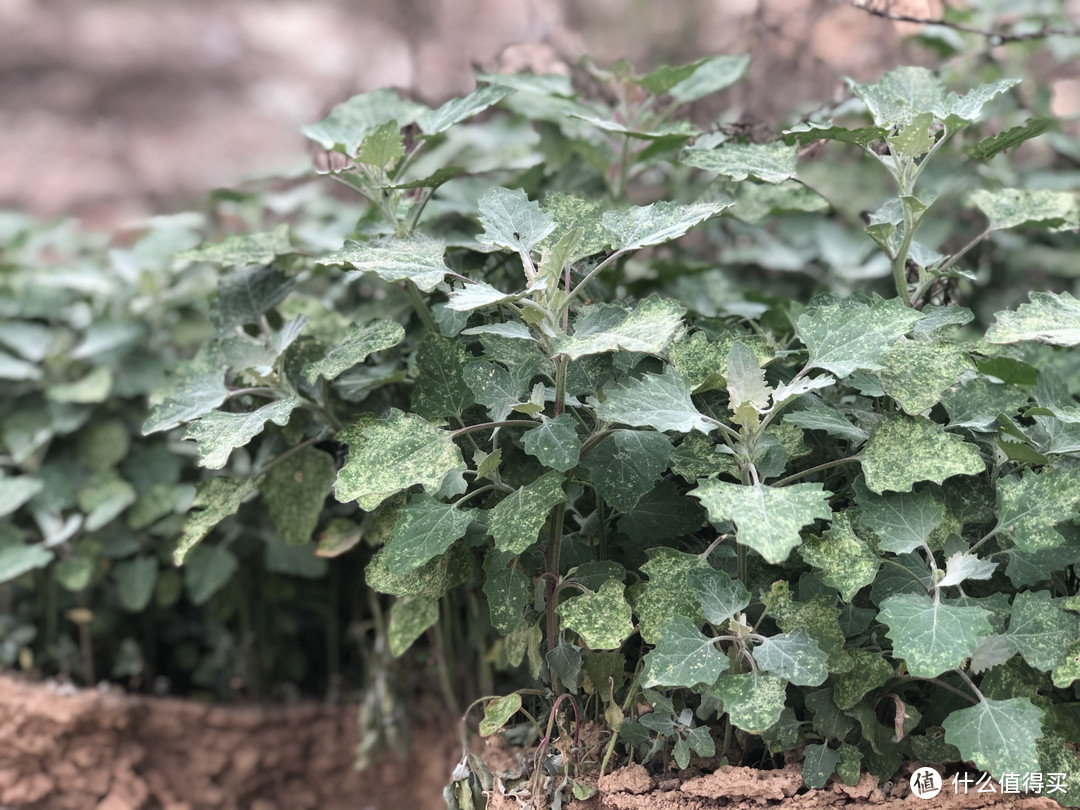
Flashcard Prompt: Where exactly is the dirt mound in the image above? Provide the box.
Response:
[0,675,458,810]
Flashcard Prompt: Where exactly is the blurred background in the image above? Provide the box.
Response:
[8,0,1078,224]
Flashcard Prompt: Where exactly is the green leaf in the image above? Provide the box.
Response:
[879,592,992,678]
[591,367,712,434]
[113,556,158,612]
[480,692,522,737]
[78,474,137,531]
[942,698,1043,782]
[484,565,531,635]
[538,193,609,263]
[582,430,671,512]
[47,367,113,404]
[726,341,772,415]
[259,446,336,545]
[887,112,935,157]
[301,88,425,154]
[0,476,44,518]
[184,544,239,605]
[753,628,828,686]
[996,468,1080,552]
[1006,590,1080,672]
[388,596,438,657]
[798,297,923,378]
[601,199,733,251]
[212,264,294,334]
[304,320,404,384]
[681,141,798,184]
[876,343,974,415]
[832,651,894,710]
[688,567,750,626]
[965,119,1052,160]
[970,188,1079,234]
[184,397,298,470]
[783,121,886,147]
[1052,639,1080,688]
[476,187,556,254]
[522,414,581,473]
[174,477,257,564]
[143,345,229,434]
[417,84,510,135]
[179,224,292,268]
[938,552,996,588]
[802,744,840,789]
[0,539,53,583]
[799,511,880,601]
[636,548,709,643]
[547,642,583,691]
[489,470,565,554]
[556,579,634,650]
[553,295,685,360]
[384,494,476,575]
[640,616,726,689]
[850,67,1016,127]
[784,405,868,443]
[334,410,465,511]
[617,480,706,543]
[410,333,475,420]
[690,481,832,564]
[860,414,983,494]
[462,361,523,422]
[666,53,750,103]
[710,672,787,733]
[985,291,1080,348]
[355,119,404,168]
[318,235,450,293]
[0,349,42,381]
[366,543,472,599]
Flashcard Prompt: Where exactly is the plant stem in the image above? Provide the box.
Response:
[451,420,541,439]
[403,279,438,333]
[772,455,860,487]
[954,667,987,703]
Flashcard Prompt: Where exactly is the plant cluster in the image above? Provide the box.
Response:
[3,41,1080,810]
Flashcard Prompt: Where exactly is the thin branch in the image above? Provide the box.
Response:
[451,420,542,439]
[772,455,860,487]
[850,1,1079,41]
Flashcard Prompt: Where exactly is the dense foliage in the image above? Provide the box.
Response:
[3,20,1080,810]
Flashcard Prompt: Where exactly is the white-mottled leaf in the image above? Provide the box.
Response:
[942,698,1043,782]
[318,234,450,293]
[476,187,556,254]
[986,291,1080,348]
[879,592,992,678]
[591,367,712,434]
[681,141,798,184]
[304,320,404,384]
[184,397,299,470]
[552,295,684,360]
[601,199,733,251]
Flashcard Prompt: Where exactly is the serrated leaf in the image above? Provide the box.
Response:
[0,476,44,518]
[538,193,609,263]
[462,362,522,423]
[1006,590,1080,672]
[480,693,522,737]
[601,199,733,251]
[553,295,684,360]
[970,188,1079,234]
[799,511,880,601]
[966,119,1052,160]
[798,297,923,378]
[582,430,671,512]
[938,552,996,589]
[184,397,298,470]
[174,477,257,564]
[617,479,706,542]
[334,409,465,511]
[484,566,530,635]
[681,141,798,184]
[304,320,404,384]
[366,543,472,599]
[556,579,634,650]
[383,494,475,575]
[783,121,887,147]
[179,224,292,268]
[996,467,1080,552]
[726,340,772,415]
[356,119,404,168]
[260,446,336,545]
[805,688,856,741]
[636,548,708,643]
[690,481,832,564]
[114,556,158,612]
[388,596,438,657]
[886,112,935,157]
[489,470,565,554]
[212,264,294,334]
[970,634,1016,676]
[860,414,983,494]
[667,53,750,103]
[592,367,712,434]
[784,405,868,443]
[876,342,974,415]
[942,698,1043,782]
[753,627,828,686]
[417,84,510,136]
[640,616,726,689]
[851,67,1015,127]
[688,566,750,626]
[476,187,555,254]
[985,291,1080,347]
[711,672,787,733]
[318,234,450,293]
[833,651,894,710]
[410,333,475,420]
[301,88,425,154]
[522,414,581,473]
[803,744,840,789]
[879,592,992,678]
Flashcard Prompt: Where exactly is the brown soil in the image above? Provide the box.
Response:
[0,675,458,810]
